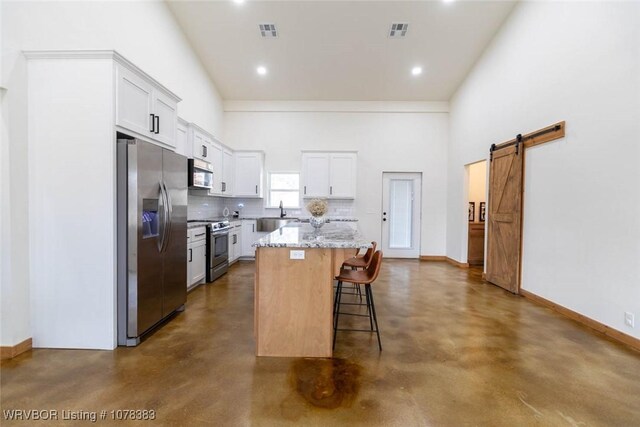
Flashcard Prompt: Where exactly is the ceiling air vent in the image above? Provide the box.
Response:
[389,22,409,38]
[259,23,278,38]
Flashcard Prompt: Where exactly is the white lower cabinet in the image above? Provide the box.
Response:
[187,227,207,289]
[240,220,268,258]
[229,221,242,263]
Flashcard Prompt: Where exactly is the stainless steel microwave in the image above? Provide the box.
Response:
[188,158,214,190]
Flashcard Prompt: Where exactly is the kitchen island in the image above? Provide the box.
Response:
[253,222,371,357]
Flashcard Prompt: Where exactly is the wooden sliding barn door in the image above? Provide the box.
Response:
[486,145,524,294]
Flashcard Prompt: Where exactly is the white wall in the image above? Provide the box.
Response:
[447,1,640,338]
[224,102,449,256]
[1,0,224,347]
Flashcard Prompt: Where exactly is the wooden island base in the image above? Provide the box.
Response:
[254,247,356,357]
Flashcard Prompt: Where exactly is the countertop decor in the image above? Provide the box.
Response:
[306,198,328,229]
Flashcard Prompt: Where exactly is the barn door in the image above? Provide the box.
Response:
[486,144,524,293]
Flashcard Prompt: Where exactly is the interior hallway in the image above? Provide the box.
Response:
[1,260,639,426]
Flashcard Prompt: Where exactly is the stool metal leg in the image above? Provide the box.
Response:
[333,280,342,319]
[333,281,343,350]
[366,284,382,351]
[364,284,374,331]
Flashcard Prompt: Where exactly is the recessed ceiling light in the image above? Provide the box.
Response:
[233,0,245,4]
[257,66,267,76]
[411,66,423,76]
[443,0,456,3]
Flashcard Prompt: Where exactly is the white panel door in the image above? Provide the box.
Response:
[116,65,153,137]
[152,91,178,148]
[329,153,356,198]
[381,172,422,258]
[302,153,330,198]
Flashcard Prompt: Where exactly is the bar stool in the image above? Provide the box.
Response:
[342,242,377,270]
[333,250,383,351]
[339,242,377,301]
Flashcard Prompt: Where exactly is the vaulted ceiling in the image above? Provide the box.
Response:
[167,0,517,101]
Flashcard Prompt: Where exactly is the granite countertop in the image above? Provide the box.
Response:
[253,222,371,249]
[297,216,358,222]
[187,221,210,229]
[234,216,358,222]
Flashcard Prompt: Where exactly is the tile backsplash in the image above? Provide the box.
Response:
[188,192,354,220]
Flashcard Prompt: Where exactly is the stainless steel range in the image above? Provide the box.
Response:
[207,220,231,282]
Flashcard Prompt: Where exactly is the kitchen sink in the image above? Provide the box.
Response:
[256,217,299,232]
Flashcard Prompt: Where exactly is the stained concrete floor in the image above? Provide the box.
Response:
[2,260,639,426]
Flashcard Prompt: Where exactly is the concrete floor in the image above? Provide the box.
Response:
[2,260,639,426]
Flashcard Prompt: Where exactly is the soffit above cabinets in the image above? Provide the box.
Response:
[166,0,517,101]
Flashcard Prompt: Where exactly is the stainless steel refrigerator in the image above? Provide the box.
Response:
[117,138,187,346]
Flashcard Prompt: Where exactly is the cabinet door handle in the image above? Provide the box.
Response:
[194,232,206,237]
[202,145,207,157]
[222,182,226,192]
[189,248,193,262]
[252,224,255,233]
[330,186,333,195]
[155,115,160,134]
[255,185,258,194]
[150,114,155,133]
[304,186,307,195]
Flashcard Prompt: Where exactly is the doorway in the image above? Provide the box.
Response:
[466,161,487,267]
[381,172,422,258]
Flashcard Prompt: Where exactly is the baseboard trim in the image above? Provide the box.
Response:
[446,257,469,269]
[0,338,33,360]
[419,255,446,261]
[520,289,640,353]
[419,256,469,269]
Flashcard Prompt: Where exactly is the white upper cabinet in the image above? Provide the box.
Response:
[222,147,234,196]
[152,90,178,147]
[206,139,234,197]
[115,63,180,149]
[302,152,330,198]
[116,66,153,137]
[209,140,224,195]
[191,126,212,162]
[175,118,190,158]
[329,152,357,198]
[302,151,357,199]
[234,151,264,198]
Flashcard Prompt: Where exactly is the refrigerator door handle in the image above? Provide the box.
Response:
[157,182,167,252]
[161,181,173,253]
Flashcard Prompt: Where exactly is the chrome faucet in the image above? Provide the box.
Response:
[279,200,287,218]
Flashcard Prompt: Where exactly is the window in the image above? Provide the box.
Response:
[268,172,300,208]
